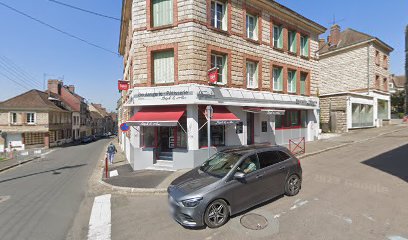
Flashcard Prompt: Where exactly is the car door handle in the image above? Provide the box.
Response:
[256,174,263,179]
[279,166,286,170]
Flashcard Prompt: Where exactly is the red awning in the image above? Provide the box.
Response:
[200,106,240,125]
[127,106,185,126]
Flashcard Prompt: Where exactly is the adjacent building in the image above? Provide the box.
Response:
[405,25,408,114]
[0,90,72,150]
[318,26,393,133]
[89,103,115,136]
[118,0,326,170]
[390,75,406,94]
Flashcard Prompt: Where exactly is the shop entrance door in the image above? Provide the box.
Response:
[158,126,175,161]
[247,112,255,145]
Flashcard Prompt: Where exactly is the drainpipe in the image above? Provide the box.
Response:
[367,44,370,94]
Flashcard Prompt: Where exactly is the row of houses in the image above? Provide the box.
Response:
[116,0,399,171]
[0,80,117,151]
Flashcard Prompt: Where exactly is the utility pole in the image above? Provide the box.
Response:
[405,25,408,114]
[206,105,213,158]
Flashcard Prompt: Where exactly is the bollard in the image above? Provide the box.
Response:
[105,155,109,179]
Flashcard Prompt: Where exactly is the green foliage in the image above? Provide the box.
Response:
[391,90,406,114]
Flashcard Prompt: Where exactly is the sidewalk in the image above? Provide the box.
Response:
[100,124,407,193]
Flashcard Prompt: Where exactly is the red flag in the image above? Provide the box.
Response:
[208,68,218,84]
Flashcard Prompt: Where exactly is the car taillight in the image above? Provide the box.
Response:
[297,159,301,167]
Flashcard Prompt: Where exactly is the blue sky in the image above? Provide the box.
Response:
[0,1,407,111]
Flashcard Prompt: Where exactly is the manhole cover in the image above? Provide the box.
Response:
[240,213,268,230]
[0,196,10,204]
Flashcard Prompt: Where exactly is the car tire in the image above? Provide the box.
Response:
[204,199,230,228]
[285,174,301,196]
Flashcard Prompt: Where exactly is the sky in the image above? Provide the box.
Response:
[0,1,407,112]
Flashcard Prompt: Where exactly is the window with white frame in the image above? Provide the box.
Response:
[211,53,227,84]
[273,67,283,91]
[246,14,258,40]
[10,112,17,124]
[211,1,227,31]
[300,35,309,57]
[246,61,258,89]
[288,30,297,53]
[287,70,297,93]
[152,0,173,27]
[273,25,283,49]
[26,112,35,124]
[153,50,174,84]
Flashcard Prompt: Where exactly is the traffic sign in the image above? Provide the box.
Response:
[120,122,130,132]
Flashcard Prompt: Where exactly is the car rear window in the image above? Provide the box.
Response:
[257,151,282,169]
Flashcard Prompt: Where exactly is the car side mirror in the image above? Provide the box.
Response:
[234,172,245,180]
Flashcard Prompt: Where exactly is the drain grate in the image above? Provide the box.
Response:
[240,213,268,230]
[0,195,10,204]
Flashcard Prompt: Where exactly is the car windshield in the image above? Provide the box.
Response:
[200,152,241,177]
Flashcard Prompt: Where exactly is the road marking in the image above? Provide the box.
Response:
[109,170,118,177]
[88,194,111,240]
[388,236,408,240]
[290,200,308,210]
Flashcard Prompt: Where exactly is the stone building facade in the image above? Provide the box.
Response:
[319,25,393,133]
[118,0,325,170]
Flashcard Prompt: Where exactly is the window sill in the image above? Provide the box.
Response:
[151,82,176,87]
[273,47,285,53]
[288,51,297,56]
[208,26,230,36]
[247,86,259,90]
[300,55,310,60]
[211,82,227,86]
[148,24,176,31]
[245,37,260,45]
[272,90,284,93]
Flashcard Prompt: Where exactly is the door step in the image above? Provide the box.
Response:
[146,160,175,171]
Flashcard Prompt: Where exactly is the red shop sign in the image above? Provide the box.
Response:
[118,80,129,91]
[208,67,218,84]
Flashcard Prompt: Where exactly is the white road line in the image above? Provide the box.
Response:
[88,194,111,240]
[109,170,118,177]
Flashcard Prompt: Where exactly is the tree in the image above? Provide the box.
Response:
[391,90,406,114]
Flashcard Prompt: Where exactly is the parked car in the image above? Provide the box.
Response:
[91,135,97,141]
[167,145,302,228]
[81,136,92,144]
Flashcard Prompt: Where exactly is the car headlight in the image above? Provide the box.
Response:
[181,197,203,208]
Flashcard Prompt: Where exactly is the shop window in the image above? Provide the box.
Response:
[211,53,227,84]
[300,110,308,128]
[211,0,227,31]
[199,111,225,147]
[275,110,302,129]
[300,35,309,57]
[153,50,174,84]
[26,112,35,124]
[288,30,297,53]
[246,13,258,40]
[273,25,283,49]
[261,121,268,132]
[176,115,187,148]
[142,127,156,147]
[300,72,307,95]
[152,0,173,27]
[273,66,283,91]
[287,70,297,93]
[352,103,374,128]
[246,60,258,89]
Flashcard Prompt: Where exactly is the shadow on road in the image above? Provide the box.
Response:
[0,164,87,184]
[362,143,408,183]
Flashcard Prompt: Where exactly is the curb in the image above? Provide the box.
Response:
[0,156,40,173]
[299,126,405,159]
[98,126,406,194]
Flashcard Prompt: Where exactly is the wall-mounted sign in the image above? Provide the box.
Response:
[120,122,130,132]
[118,80,129,91]
[212,120,239,125]
[265,110,285,115]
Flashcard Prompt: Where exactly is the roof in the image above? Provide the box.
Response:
[0,89,68,112]
[319,28,394,55]
[90,111,103,119]
[392,75,406,88]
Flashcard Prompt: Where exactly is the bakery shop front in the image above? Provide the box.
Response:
[122,84,319,170]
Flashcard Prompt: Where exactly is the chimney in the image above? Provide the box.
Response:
[48,79,61,95]
[329,24,341,46]
[67,85,75,93]
[319,38,326,49]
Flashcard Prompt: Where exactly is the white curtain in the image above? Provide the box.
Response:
[152,0,173,27]
[154,50,174,84]
[273,67,282,91]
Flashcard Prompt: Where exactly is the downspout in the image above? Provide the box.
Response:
[367,43,370,94]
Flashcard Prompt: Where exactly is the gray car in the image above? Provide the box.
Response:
[167,145,302,228]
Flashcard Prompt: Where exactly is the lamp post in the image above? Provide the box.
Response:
[206,105,213,158]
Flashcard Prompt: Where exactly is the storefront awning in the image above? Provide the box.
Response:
[204,106,240,125]
[127,106,185,126]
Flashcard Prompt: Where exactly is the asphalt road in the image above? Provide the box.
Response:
[110,127,408,240]
[0,138,110,240]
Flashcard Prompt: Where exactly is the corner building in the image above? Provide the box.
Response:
[118,0,326,170]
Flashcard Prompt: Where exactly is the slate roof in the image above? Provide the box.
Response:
[319,28,393,54]
[0,89,67,112]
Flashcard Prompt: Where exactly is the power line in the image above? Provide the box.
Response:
[0,57,42,89]
[48,0,121,22]
[0,62,41,89]
[0,1,119,56]
[0,72,31,91]
[0,55,43,87]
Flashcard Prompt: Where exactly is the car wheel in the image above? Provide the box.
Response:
[204,199,230,228]
[285,174,301,196]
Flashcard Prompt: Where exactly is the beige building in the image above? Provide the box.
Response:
[118,0,326,170]
[0,90,72,150]
[318,25,393,133]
